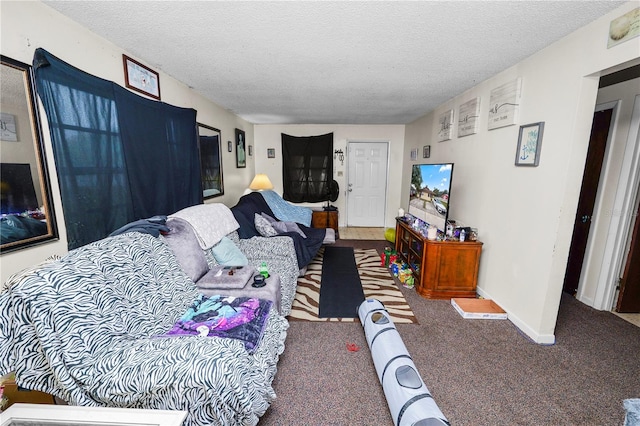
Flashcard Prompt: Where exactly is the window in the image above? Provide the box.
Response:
[281,132,333,203]
[34,48,201,249]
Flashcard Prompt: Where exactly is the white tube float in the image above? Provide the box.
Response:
[358,299,449,426]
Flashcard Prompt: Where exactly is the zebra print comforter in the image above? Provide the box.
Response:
[0,232,288,425]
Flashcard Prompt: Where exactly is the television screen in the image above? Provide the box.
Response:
[408,163,454,232]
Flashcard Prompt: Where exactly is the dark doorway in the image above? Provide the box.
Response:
[616,187,640,312]
[563,108,614,295]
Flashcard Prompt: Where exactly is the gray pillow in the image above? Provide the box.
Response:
[272,220,307,238]
[254,213,278,237]
[163,218,210,282]
[261,212,278,224]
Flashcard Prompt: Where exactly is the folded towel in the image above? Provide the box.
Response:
[170,204,239,249]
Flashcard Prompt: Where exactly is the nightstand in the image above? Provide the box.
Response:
[311,208,339,234]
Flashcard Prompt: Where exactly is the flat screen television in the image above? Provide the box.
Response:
[408,163,454,232]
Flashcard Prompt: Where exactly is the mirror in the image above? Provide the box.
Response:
[1,55,58,253]
[197,123,224,199]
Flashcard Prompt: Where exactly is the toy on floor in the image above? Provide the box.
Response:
[380,247,397,267]
[384,227,396,243]
[346,342,360,352]
[358,299,449,426]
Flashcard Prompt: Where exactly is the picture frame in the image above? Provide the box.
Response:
[608,7,640,48]
[122,55,160,100]
[423,145,431,158]
[488,78,521,130]
[267,148,276,158]
[515,122,544,167]
[437,109,454,142]
[235,128,246,168]
[0,112,18,141]
[197,123,224,199]
[458,97,481,137]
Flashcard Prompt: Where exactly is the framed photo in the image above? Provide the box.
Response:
[458,97,480,137]
[423,145,431,158]
[235,128,246,168]
[488,78,521,130]
[437,109,454,142]
[0,112,18,141]
[122,55,160,100]
[227,141,232,152]
[267,148,276,158]
[515,122,544,167]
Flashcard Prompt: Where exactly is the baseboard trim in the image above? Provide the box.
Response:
[476,287,556,345]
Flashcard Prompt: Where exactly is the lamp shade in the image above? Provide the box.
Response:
[249,174,274,190]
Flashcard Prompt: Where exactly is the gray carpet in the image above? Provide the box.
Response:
[259,239,640,425]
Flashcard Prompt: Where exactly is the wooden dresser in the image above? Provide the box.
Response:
[395,218,482,299]
[311,208,339,233]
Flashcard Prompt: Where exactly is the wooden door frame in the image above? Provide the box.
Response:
[345,140,390,227]
[592,95,640,310]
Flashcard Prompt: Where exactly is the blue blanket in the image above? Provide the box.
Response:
[260,190,312,227]
[231,192,325,268]
[0,215,48,244]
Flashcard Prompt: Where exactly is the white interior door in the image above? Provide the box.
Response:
[346,142,388,227]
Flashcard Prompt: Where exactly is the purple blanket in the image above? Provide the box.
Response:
[164,294,272,352]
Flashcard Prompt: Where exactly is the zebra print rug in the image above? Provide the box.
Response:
[288,247,418,323]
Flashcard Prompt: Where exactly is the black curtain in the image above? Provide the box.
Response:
[33,48,201,249]
[281,133,333,203]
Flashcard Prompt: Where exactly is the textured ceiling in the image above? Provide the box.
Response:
[44,1,626,125]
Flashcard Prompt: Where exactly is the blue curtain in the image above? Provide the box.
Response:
[33,48,201,249]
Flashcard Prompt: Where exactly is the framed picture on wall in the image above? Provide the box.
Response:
[437,109,454,142]
[423,145,431,158]
[122,55,160,100]
[515,122,544,166]
[267,148,276,158]
[235,128,246,168]
[488,78,521,130]
[0,113,18,141]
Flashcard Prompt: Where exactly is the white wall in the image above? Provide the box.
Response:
[0,1,255,283]
[253,124,405,228]
[404,2,640,343]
